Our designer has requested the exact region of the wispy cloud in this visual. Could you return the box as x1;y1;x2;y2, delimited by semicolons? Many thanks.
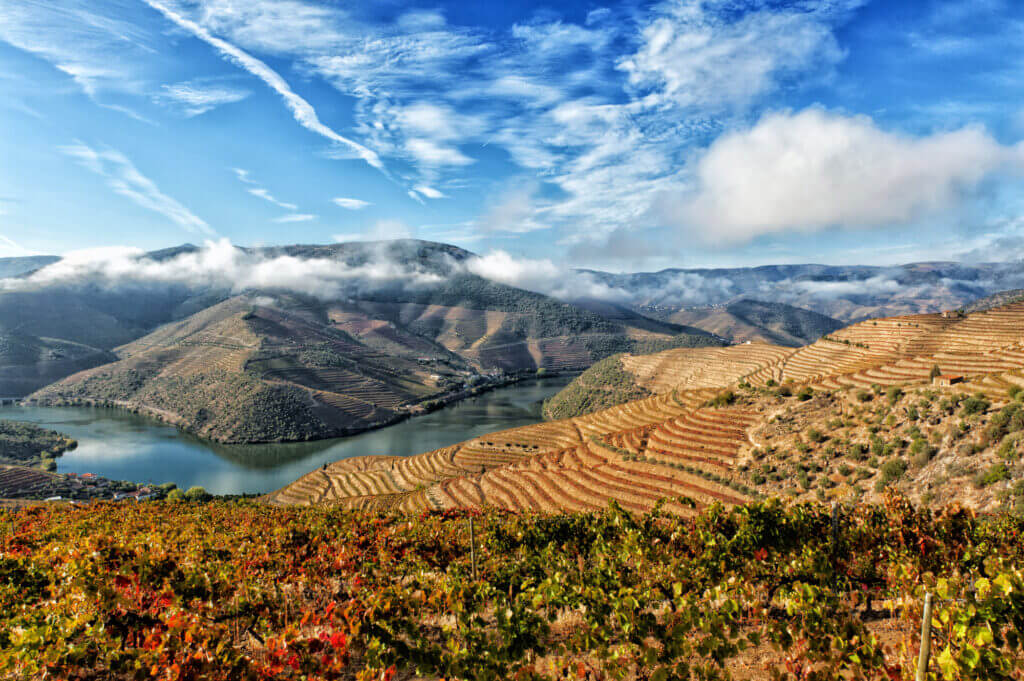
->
332;197;371;210
0;233;43;258
273;213;316;223
413;185;446;199
0;1;157;119
59;142;214;235
140;0;385;172
154;79;251;116
248;188;298;211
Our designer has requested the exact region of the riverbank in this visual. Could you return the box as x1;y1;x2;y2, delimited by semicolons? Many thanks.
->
1;375;576;495
25;369;578;446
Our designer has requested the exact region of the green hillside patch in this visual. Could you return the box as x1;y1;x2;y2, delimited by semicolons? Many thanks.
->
0;419;76;469
543;354;651;419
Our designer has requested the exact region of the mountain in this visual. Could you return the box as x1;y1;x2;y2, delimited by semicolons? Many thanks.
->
584;261;1024;322
268;300;1024;515
645;299;844;346
0;255;60;278
26;243;716;442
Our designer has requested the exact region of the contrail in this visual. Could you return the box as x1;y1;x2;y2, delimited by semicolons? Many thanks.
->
140;0;387;175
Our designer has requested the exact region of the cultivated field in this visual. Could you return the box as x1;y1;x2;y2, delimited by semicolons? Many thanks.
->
269;301;1024;513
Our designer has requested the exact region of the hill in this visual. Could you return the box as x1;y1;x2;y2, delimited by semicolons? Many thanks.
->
268;300;1024;515
31;280;714;442
650;299;844;346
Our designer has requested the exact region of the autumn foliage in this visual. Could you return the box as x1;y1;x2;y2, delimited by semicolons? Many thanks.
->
2;493;1023;680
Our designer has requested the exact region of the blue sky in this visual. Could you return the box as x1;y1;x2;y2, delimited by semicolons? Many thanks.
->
1;0;1023;271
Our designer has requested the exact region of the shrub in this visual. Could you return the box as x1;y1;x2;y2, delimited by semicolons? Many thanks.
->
776;385;792;398
856;390;873;402
706;390;736;407
880;458;908;482
849;443;867;461
886;386;903;405
166;489;185;501
796;386;814;401
806;427;825;443
974;462;1010;488
184;486;210;502
930;364;941;380
960;395;990;417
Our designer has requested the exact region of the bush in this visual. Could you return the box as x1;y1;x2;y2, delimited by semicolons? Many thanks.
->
974;462;1010;488
184;486;210;502
706;390;736;407
930;364;941;380
776;385;792;398
960;395;990;416
856;390;872;402
806;427;825;443
876;456;909;489
166;489;185;501
886;386;903;405
796;386;814;401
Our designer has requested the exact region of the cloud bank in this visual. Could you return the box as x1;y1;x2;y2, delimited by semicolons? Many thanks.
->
0;239;444;300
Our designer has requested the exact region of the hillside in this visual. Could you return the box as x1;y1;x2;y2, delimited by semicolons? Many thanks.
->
30;281;712;442
0;419;76;469
652;299;844;346
542;343;793;420
1;240;715;399
268;301;1024;515
5;498;1022;680
964;288;1024;313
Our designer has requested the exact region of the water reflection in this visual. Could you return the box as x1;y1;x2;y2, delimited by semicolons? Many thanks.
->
0;376;573;495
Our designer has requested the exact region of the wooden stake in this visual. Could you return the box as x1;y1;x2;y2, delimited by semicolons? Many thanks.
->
469;516;478;581
916;592;933;681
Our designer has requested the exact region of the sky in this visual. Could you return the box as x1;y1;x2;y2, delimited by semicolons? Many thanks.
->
1;0;1024;272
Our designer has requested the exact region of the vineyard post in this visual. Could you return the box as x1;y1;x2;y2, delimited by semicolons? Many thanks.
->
469;515;478;581
915;592;933;681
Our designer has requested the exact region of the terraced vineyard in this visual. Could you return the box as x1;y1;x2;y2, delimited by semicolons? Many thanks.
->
270;301;1024;513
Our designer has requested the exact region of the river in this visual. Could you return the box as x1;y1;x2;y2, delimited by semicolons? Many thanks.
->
0;375;573;495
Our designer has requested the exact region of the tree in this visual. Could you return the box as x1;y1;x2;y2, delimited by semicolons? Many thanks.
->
930;364;942;380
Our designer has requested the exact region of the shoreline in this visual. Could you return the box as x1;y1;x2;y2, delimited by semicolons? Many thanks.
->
15;370;578;447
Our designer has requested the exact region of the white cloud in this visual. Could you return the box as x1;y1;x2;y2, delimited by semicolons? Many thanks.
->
413;185;446;199
155;79;251;116
141;0;385;172
59;142;214;235
404;138;473;167
618;0;851;111
332;197;371;210
273;213;316;223
668;108;1024;243
465;250;629;301
248;188;298;211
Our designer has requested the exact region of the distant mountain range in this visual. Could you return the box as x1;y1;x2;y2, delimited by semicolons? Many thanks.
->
3;240;1022;442
584;261;1024;322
